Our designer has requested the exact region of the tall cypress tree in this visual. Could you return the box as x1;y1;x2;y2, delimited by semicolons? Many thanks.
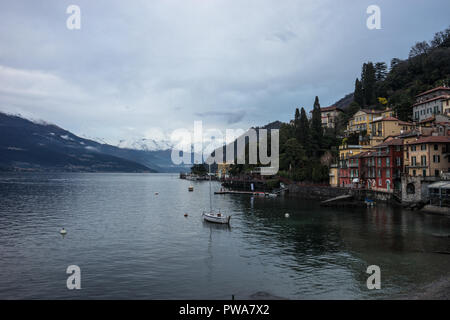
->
297;107;309;146
310;96;323;153
354;78;364;106
361;62;376;106
294;108;300;129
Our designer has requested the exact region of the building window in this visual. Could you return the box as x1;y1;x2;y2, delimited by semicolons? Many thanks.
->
411;145;416;151
435;170;439;177
377;158;382;166
411;156;416;166
423;169;426;177
433;155;440;163
386;158;390;166
378;179;382;186
413;170;416;176
396;157;401;166
407;183;415;194
377;169;381;177
421;155;427;166
434;144;438;151
421;144;426;151
386;168;390;178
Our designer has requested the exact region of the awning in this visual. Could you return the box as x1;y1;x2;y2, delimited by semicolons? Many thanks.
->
427;181;450;190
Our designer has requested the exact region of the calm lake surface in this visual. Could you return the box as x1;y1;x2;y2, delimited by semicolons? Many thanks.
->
0;172;449;299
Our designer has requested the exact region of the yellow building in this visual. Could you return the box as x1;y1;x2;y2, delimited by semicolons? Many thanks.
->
329;164;339;187
404;136;450;177
339;144;373;160
346;108;395;136
370;116;415;146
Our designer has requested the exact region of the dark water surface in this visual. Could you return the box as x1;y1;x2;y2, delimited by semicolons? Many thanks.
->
0;173;449;299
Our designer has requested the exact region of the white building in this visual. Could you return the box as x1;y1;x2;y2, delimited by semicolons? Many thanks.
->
413;87;450;122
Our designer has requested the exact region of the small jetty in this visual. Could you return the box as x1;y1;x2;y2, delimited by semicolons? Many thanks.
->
215;190;276;197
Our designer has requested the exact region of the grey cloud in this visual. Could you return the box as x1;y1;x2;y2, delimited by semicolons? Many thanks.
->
0;0;450;143
194;111;246;125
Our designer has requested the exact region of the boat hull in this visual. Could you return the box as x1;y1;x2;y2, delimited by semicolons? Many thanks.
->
202;213;231;224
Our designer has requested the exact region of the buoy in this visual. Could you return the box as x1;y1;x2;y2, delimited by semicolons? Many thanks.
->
60;228;67;235
155;192;159;195
184;213;188;217
285;213;290;218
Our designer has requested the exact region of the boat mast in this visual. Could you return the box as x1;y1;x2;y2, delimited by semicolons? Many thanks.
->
209;164;212;212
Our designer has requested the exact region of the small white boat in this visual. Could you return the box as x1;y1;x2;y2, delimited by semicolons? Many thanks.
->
202;164;231;225
202;211;231;224
265;193;277;198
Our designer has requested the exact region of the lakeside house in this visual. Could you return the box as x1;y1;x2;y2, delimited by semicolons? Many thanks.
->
404;136;450;177
346;108;394;136
413;86;450;122
319;105;344;129
330;86;450;208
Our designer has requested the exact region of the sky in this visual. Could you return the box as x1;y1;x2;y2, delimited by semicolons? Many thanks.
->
1;0;449;145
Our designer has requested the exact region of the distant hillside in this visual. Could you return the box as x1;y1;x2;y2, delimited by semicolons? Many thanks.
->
0;112;157;172
332;93;354;111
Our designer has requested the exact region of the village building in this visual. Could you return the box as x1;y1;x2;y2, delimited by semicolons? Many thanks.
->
404;136;450;177
369;116;415;146
412;86;450;122
319;106;344;129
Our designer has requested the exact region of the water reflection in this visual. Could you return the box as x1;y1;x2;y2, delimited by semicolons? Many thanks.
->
0;172;449;299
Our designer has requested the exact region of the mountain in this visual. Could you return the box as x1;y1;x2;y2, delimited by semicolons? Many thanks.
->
116;138;173;151
332;93;354;111
0;112;157;172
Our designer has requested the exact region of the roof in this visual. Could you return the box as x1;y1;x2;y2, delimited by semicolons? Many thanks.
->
416;87;450;98
360;109;385;114
320;105;344;112
374;138;404;148
427;181;450;190
413;95;450;107
419;116;436;124
408;136;450;145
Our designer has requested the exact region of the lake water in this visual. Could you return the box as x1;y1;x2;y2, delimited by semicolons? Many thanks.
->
0;172;449;299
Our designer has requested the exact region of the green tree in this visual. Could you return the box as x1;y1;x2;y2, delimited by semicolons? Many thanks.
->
296;107;310;146
361;62;377;106
353;78;364;106
310;96;323;154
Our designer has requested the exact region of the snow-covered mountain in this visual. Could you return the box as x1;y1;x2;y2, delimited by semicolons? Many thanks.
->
116;138;174;151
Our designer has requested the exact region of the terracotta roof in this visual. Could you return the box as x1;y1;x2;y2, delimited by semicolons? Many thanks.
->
419;116;436;123
398;120;415;126
416;87;450;98
360;109;385;114
413;95;450;107
374;138;404;148
408;136;450;145
371;116;398;122
320;105;343;112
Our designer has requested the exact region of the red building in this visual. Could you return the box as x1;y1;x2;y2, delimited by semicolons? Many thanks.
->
339;137;404;193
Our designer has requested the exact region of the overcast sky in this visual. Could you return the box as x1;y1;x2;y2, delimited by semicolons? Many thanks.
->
1;0;449;144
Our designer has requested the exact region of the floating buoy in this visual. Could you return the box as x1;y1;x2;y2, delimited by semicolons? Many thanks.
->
285;213;290;218
155;192;159;195
184;213;188;217
60;228;67;235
